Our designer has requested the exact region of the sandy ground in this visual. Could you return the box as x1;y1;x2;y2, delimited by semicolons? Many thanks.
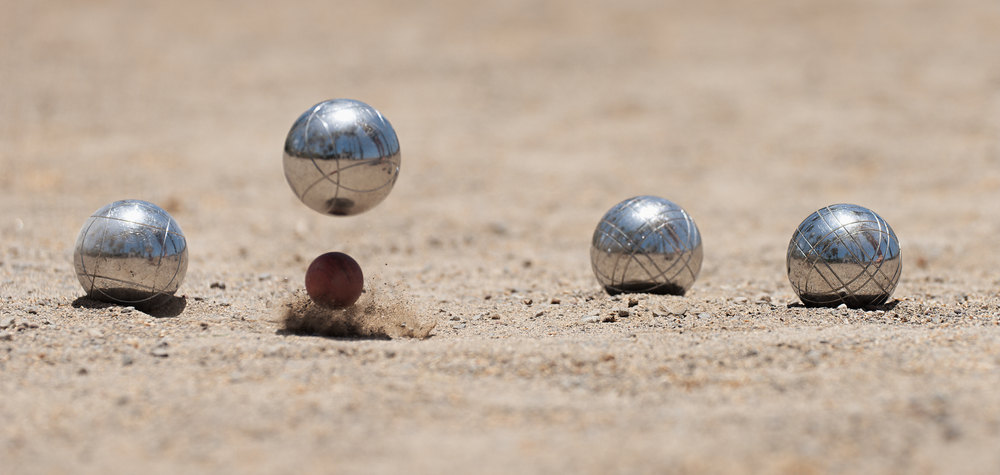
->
2;0;1000;473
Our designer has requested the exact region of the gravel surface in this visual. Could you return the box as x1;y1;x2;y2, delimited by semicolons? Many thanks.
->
2;0;999;473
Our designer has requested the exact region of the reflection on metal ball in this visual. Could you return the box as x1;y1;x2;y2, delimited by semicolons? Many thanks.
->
787;203;901;308
283;99;401;216
73;199;188;307
591;195;703;296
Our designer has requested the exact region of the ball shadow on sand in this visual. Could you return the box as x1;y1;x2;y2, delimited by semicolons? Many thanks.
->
785;298;901;311
71;295;187;318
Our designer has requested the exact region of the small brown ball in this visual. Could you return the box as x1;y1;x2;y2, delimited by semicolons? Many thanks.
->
305;252;364;308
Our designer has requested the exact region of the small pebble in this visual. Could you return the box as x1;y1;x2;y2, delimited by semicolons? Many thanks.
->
87;328;104;338
602;314;618;323
550;298;561;305
616;309;630;318
25;307;38;314
121;307;134;314
654;303;688;317
0;317;15;329
449;316;462;321
452;323;466;329
627;297;638;307
150;347;169;357
581;315;602;324
121;354;134;366
733;297;749;304
698;312;712;319
0;331;12;341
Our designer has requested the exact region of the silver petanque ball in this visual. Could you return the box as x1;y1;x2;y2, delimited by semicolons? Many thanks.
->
73;199;188;308
591;196;703;296
283;99;401;216
786;203;901;308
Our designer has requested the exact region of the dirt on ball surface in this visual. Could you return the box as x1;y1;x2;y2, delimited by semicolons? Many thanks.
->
304;252;364;309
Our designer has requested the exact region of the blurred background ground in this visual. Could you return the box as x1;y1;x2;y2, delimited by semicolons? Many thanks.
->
1;0;999;473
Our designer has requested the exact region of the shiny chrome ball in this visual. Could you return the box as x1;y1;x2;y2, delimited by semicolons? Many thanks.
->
73;199;188;307
787;203;901;308
283;99;401;216
591;196;703;296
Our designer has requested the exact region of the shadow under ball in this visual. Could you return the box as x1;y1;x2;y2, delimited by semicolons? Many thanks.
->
283;99;401;216
73;199;188;308
591;195;703;296
787;203;901;308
